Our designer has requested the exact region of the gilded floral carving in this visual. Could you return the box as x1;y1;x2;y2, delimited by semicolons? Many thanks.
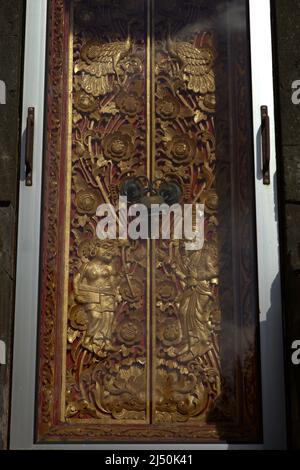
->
156;94;181;120
166;133;197;166
74;90;98;113
102;130;134;163
115;90;143;117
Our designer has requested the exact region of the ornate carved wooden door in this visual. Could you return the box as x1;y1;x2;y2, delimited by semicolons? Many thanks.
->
11;0;286;448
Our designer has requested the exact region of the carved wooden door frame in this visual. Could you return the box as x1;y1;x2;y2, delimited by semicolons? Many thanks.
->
10;0;286;449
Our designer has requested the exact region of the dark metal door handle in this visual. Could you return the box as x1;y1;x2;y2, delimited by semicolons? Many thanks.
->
25;107;35;186
261;105;270;185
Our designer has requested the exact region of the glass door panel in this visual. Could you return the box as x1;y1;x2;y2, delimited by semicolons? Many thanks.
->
35;0;262;443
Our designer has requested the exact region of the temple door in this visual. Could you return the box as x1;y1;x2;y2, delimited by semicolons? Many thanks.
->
10;0;286;449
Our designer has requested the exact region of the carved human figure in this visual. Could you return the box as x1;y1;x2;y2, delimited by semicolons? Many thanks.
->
73;243;119;356
167;240;219;360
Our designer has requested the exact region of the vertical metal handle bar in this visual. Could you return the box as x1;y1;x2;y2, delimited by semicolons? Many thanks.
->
261;105;270;185
25;107;34;186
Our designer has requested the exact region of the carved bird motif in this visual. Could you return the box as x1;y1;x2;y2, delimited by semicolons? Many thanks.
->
166;27;215;95
75;30;132;97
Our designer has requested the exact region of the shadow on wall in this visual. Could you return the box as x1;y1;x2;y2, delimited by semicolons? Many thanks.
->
204;272;286;450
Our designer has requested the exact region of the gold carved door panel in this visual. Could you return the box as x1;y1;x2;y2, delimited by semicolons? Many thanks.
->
36;0;262;442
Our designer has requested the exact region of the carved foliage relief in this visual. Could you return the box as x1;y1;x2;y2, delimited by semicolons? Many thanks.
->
66;0;148;424
37;0;262;442
152;3;220;424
